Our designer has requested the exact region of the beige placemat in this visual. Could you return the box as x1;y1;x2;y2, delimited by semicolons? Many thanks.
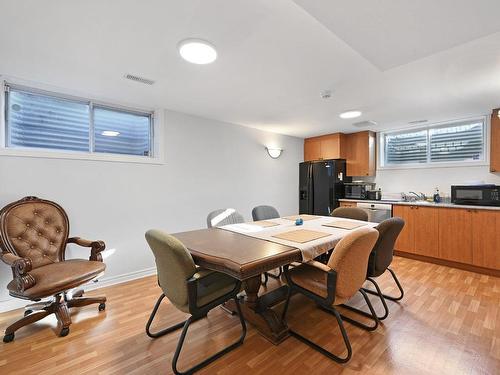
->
249;220;280;228
272;229;331;243
322;220;367;230
282;214;321;221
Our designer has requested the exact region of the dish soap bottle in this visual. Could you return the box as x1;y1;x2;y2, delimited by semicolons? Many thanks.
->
433;187;441;203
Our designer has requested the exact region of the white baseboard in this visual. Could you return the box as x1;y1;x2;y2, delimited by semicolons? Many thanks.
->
0;267;157;313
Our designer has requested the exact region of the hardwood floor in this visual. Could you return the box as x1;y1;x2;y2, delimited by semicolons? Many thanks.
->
0;256;499;374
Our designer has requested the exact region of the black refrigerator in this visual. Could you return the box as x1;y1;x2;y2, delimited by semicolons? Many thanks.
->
299;159;347;215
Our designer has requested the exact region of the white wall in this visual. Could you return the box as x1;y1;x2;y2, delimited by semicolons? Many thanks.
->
0;110;303;311
370;165;500;199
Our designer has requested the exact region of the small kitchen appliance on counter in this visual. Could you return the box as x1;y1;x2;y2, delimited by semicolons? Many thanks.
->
367;189;382;201
451;185;500;206
344;182;376;200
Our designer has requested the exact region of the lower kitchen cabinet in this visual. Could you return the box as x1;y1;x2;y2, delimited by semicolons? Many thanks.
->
438;208;472;264
393;205;438;257
472;210;500;270
393;204;500;273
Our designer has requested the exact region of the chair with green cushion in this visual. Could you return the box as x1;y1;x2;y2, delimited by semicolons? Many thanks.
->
145;229;246;375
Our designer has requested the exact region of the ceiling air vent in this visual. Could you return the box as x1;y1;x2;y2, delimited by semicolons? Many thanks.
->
124;74;155;85
353;120;377;128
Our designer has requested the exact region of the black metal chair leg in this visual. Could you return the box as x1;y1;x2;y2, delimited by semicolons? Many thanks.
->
262;272;269;286
333;290;379;331
284;302;352;363
172;297;247;375
364;268;404;302
345;278;389;321
267;267;283;280
146;294;204;338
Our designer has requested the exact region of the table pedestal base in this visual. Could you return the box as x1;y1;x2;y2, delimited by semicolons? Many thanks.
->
224;275;290;345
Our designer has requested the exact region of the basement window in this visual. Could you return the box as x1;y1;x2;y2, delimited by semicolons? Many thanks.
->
379;118;486;168
3;82;154;159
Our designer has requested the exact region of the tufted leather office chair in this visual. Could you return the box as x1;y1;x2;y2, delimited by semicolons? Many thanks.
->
0;196;107;342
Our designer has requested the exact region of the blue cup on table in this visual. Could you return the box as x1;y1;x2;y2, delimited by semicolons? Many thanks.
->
295;218;303;226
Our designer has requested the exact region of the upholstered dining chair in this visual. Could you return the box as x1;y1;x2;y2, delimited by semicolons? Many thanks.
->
281;227;380;363
252;205;280;221
330;207;368;221
206;208;244;228
354;217;405;320
145;229;246;375
0;196;107;342
251;205;281;285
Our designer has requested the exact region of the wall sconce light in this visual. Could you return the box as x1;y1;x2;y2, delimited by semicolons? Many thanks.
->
266;147;283;159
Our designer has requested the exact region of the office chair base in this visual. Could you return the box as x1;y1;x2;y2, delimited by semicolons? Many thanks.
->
324;290;380;331
363;268;404;302
3;293;106;342
342;278;389;321
282;288;352;363
172;297;247;375
146;293;246;375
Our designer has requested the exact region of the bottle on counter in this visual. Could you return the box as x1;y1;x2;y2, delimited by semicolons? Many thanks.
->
433;187;441;203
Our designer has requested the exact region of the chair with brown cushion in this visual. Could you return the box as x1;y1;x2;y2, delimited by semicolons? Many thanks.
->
330;207;368;221
145;229;246;375
281;227;379;363
0;196;107;342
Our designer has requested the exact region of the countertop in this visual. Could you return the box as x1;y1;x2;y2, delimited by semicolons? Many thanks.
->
339;198;500;211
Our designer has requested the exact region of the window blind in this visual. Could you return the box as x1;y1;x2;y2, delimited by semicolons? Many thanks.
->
94;107;151;156
429;121;483;162
384;130;428;164
7;89;90;151
5;84;153;157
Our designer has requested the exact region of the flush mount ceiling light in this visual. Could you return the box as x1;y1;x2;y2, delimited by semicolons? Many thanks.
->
178;38;217;64
101;130;120;137
339;110;362;119
266;147;283;159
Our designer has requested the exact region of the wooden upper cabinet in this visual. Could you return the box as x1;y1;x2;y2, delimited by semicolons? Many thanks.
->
304;138;322;161
304;133;345;161
303;131;375;176
471;210;500;270
344;131;376;176
438;208;472;264
393;205;414;253
491;108;500;173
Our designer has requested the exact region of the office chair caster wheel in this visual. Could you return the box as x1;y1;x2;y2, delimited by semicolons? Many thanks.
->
3;333;14;343
60;327;69;337
98;303;106;312
24;309;33;317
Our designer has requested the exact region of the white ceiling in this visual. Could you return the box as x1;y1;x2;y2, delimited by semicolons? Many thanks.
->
0;0;500;138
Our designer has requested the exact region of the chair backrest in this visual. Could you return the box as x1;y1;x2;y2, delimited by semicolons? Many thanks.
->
252;205;280;221
206;208;244;228
0;196;69;269
145;229;196;310
331;207;368;221
327;227;379;303
367;217;405;277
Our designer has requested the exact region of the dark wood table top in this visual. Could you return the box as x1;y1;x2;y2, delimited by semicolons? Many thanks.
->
172;228;302;280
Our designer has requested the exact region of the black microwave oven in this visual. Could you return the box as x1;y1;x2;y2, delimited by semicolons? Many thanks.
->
344;182;376;200
451;185;500;206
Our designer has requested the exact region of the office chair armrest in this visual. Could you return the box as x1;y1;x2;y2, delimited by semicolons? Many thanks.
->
67;237;106;262
283;261;337;306
1;252;36;292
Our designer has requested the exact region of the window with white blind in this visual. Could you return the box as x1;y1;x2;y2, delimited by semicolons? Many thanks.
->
3;83;153;158
380;118;486;168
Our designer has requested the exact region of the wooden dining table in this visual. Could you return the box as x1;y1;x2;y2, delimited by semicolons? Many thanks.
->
172;216;375;345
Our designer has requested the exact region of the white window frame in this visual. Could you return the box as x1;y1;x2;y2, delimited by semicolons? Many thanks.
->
0;76;164;164
378;116;490;170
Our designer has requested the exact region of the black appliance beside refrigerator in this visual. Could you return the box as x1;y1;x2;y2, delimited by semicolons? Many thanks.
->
299;159;347;215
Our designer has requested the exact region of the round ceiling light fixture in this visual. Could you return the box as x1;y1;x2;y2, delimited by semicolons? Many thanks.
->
178;38;217;64
339;110;362;119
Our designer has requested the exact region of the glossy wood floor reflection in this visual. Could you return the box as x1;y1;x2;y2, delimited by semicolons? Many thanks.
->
0;257;499;375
